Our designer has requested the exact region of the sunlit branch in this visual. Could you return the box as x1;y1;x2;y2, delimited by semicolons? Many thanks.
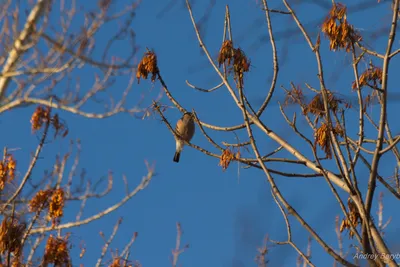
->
29;167;154;234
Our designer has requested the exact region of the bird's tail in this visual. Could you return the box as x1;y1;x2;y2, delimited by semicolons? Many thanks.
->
173;151;181;163
174;140;183;163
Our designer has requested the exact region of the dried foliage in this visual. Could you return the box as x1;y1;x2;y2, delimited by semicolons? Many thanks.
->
43;234;71;267
283;85;305;107
314;123;344;159
233;48;251;89
315;123;331;158
219;148;240;171
0;154;16;191
109;257;134;267
29;189;52;212
305;94;325;118
31;106;51;132
285;86;351;123
340;198;361;238
218;40;235;67
304;91;350;123
30;188;65;227
48;189;65;227
0;216;26;257
217;41;250;88
31;106;68;138
136;51;159;83
321;3;362;52
352;65;383;90
352;65;382;111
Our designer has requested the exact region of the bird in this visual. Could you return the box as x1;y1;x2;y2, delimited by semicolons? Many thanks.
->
173;112;195;163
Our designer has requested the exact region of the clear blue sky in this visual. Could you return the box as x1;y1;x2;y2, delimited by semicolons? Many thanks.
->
2;0;400;266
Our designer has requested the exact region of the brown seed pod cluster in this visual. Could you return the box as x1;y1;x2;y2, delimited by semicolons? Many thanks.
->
219;148;240;171
305;94;326;119
304;91;351;123
29;188;65;227
218;40;235;67
0;217;26;258
31;106;68;138
340;198;361;238
352;65;382;111
136;50;159;84
314;123;344;159
321;3;362;52
31;106;51;132
217;40;250;89
48;189;65;227
43;234;71;266
108;257;134;267
29;189;52;212
233;48;250;89
0;154;16;191
352;65;383;90
285;86;351;123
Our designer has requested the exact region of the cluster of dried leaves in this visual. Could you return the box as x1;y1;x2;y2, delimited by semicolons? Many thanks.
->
218;40;250;88
315;122;344;159
31;106;68;138
321;3;362;52
43;234;71;266
305;92;334;119
307;91;351;122
109;257;135;267
218;40;235;66
136;51;159;83
283;85;305;107
30;188;65;227
284;86;350;158
0;216;26;265
352;65;383;111
340;198;361;238
352;65;383;90
0;154;16;191
285;86;351;122
219;147;240;171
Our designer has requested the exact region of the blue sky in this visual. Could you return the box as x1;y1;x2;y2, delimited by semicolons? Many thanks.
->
2;0;400;266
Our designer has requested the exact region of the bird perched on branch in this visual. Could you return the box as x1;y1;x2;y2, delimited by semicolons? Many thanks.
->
173;112;195;163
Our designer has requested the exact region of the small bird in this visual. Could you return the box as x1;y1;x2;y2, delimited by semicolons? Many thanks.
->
173;112;195;163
